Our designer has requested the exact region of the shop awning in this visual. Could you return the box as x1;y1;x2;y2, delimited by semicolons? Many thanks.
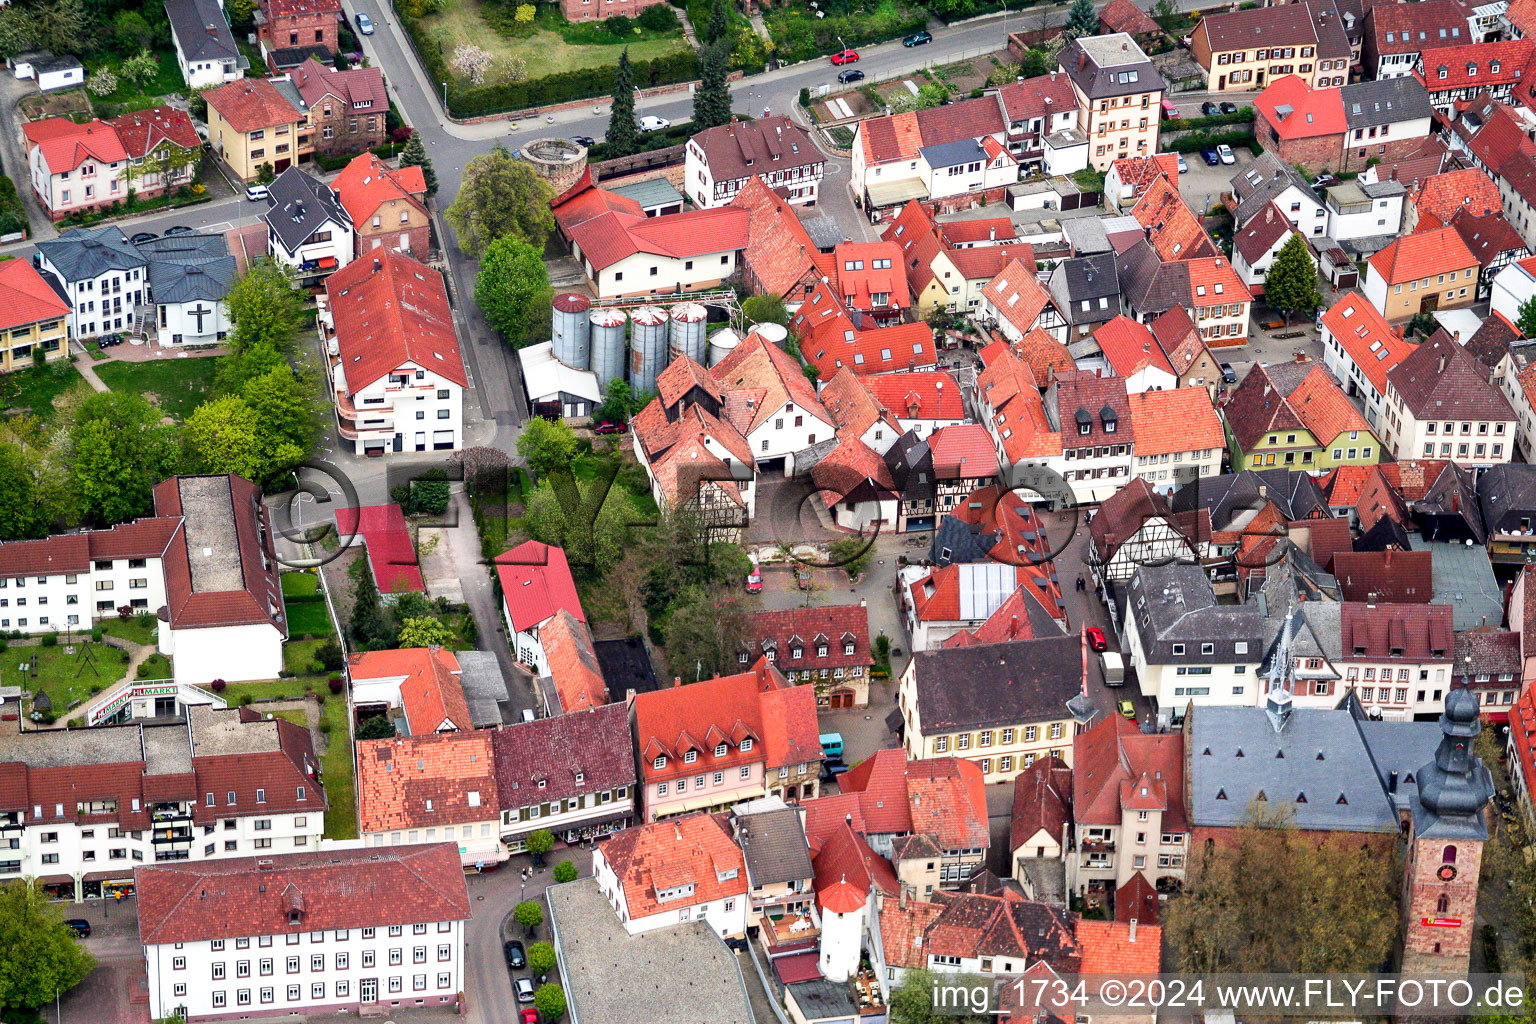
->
317;256;338;269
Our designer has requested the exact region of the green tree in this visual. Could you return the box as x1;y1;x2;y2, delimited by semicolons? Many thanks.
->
692;41;732;130
550;861;577;884
1517;295;1536;339
1264;233;1322;325
29;0;91;55
524;478;633;576
741;292;789;327
444;146;555;258
227;258;305;355
526;829;554;858
704;0;729;43
356;715;396;740
516;418;578;478
1063;0;1098;39
829;537;873;580
1151;0;1180;31
593;379;644;425
534;984;566;1022
475;237;552;345
915;82;949;109
888;969;990;1024
113;10;153;50
349;558;390;647
606;49;640;159
226;0;257;29
527;940;557;975
68;392;177;526
514;900;543;935
120;50;158;88
662;585;750;682
396;616;455;648
391;466;451;516
398;131;439;197
333;50;351;71
239;362;323;459
1406;311;1440;338
184;395;305;485
0;879;95;1015
1019;47;1052;78
0;443;48;541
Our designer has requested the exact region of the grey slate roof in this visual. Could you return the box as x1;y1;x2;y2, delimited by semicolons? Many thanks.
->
1342;76;1433;130
1231;151;1316;223
1408;537;1501;631
137;233;236;304
165;0;240;64
1127;563;1264;665
910;635;1082;733
1047;253;1120;327
37;225;143;282
788;980;859;1020
268;44;332;72
1059;34;1165;99
920;138;988;169
1170;469;1331;531
609;177;685;211
455;650;520;727
262;166;351;253
1114;239;1189;317
1476;463;1536;535
733;807;813;887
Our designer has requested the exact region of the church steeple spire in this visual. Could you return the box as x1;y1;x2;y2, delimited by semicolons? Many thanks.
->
1414;684;1493;837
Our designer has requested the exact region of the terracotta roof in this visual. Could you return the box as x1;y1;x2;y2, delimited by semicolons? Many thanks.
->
982;259;1052;335
22;117;128;172
691;116;821;184
1095;315;1173;378
908;561;1034;623
881;200;947;296
819;368;902;441
492;701;635;808
1195;3;1327;52
493;540;584;633
729;176;820;301
1073;713;1186;828
1090;478;1184;560
1077;918;1162;972
1186;255;1251;306
204;78;304;133
942;586;1045;647
1319;294;1413;394
948;242;1038;283
384;647;469;734
1286;364;1376;445
1386;330;1515;421
1255;75;1347;140
797;304;937;379
1367;0;1468;55
326;249;466;391
1411;167;1502;228
879;896;949;969
1149;306;1207;373
1053;370;1134;447
758;682;822;771
1449;208;1528;270
745;605;871;675
995;72;1078;125
1334;548;1433;603
152;475;286;633
858;95;1007;167
632;661;796;782
813;436;898;511
1465;311;1523;372
834;748;989;849
1013;327;1075;383
1457;100;1536;176
598;812;747;920
1131;177;1219;261
358;731;497;834
927;424;1000;479
833;240;910;312
811;819;899;906
0;258;70;330
940;218;1018;246
1369;225;1479;284
135;844;469;945
1339;601;1453;659
1235;204;1299;266
976;341;1062;462
265;0;341;17
105;106;200;160
1009;753;1073;852
550;169;644;236
332;152;427;226
1415;39;1532;94
333;504;424;595
541;609;608;712
292;57;387;111
1099;0;1160;35
1125;388;1223;456
567;206;750;272
713;330;831;432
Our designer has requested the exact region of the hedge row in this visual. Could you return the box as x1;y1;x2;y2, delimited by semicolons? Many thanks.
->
399;13;699;119
1162;127;1257;154
1162;108;1256;132
0;175;26;237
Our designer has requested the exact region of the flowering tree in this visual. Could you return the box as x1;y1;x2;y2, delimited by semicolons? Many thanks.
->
85;69;117;96
502;56;527;82
449;44;494;85
515;3;534;21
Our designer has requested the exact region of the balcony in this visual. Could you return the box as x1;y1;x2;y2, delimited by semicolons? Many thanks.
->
152;826;193;844
151;805;193;823
1080;838;1115;852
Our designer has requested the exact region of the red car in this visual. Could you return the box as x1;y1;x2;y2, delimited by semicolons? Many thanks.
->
593;420;626;435
1086;627;1108;652
830;49;860;64
746;569;763;593
520;1010;539;1024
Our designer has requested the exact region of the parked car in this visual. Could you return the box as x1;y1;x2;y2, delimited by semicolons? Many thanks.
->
1118;700;1137;720
571;135;596;147
903;30;932;46
64;919;90;938
1201;101;1220;117
129;231;157;244
638;115;670;132
355;11;374;33
244;184;269;202
515;978;536;1003
164;225;194;236
1220;362;1238;384
745;569;763;593
819;758;851;782
1086;627;1108;652
99;333;123;347
592;420;626;434
504;940;526;969
1216;143;1236;164
837;68;865;83
1176;153;1188;173
1201;148;1220;165
1219;101;1238;114
1312;173;1340;190
520;1011;539;1024
830;48;860;65
1161;99;1180;119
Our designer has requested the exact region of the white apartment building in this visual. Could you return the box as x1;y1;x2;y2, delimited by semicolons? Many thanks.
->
323;250;466;456
137;844;469;1021
1319;295;1415;435
591;813;749;938
1379;332;1517;465
686;117;824;208
0;521;171;634
263;166;355;288
0;705;323;903
34;225;147;339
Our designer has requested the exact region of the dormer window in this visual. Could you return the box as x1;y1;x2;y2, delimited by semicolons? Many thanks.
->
1105;419;1116;433
574;772;584;785
684;750;698;764
740;738;753;752
653;756;666;770
792;647;803;659
714;743;728;757
817;645;828;657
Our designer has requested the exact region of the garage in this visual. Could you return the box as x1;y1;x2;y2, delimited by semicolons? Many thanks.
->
827;688;856;709
432;429;456;451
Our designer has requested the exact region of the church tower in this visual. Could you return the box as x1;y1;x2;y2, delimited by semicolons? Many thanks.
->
1401;686;1494;975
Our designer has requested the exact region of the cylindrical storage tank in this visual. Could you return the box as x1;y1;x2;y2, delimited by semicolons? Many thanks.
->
707;326;742;368
628;305;668;397
753;321;789;350
551;293;592;369
668;302;708;364
590;307;628;394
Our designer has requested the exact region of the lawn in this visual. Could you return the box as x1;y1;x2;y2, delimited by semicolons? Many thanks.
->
418;0;688;84
220;678;311;703
0;360;89;424
97;613;159;647
87;52;189;118
287;602;335;639
319;696;357;839
95;357;220;421
281;572;320;599
1;641;132;713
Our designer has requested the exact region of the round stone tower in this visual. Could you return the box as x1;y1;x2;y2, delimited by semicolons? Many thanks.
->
518;138;588;197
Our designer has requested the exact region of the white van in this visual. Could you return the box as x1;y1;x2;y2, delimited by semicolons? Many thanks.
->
1100;651;1125;686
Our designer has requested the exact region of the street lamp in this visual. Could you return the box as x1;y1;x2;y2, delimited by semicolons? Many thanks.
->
440;81;447;111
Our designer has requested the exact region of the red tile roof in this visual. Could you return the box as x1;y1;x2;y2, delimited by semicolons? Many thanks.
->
688;115;822;184
746;605;871;674
995;72;1077;124
265;0;341;17
135;844;469;945
1234;203;1299;268
0;258;69;331
976;340;1061;462
357;731;497;834
371;646;471;734
550;168;643;237
1072;713;1186;828
713;330;831;431
1095;314;1173;379
1339;601;1453;660
1319;294;1413;394
598;812;747;920
1415;39;1533;94
862;371;964;422
928;423;1000;479
540;609;609;712
1077;917;1162;972
729;175;820;302
1368;225;1478;283
858;96;1006;166
1333;549;1434;603
1099;0;1160;35
204;77;304;133
1285;364;1376;445
834;748;990;849
940;218;1018;246
493;540;584;633
22;117;127;172
908;561;1035;623
1186;255;1251;305
333;152;426;227
1009;753;1073;852
292;57;388;111
567;206;750;272
819;368;902;441
833;240;910;313
491;703;636;813
1255;75;1347;140
1411;167;1502;228
333;503;424;595
1449;208;1528;270
758;681;823;771
1508;685;1536;821
1368;0;1469;55
982;259;1052;335
1013;327;1075;384
152;475;286;633
105;106;200;159
326;249;466;391
793;285;937;378
948;242;1038;282
1125;388;1223;456
812;820;899;909
1132;177;1219;261
632;661;793;782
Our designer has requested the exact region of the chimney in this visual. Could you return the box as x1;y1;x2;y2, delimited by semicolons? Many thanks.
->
1078;51;1087;70
1384;547;1393;567
900;885;910;909
674;823;683;841
1129;919;1138;942
371;258;381;273
1009;615;1020;638
1437;352;1447;374
673;676;683;687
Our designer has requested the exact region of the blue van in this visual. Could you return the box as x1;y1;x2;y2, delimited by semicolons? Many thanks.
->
819;733;844;759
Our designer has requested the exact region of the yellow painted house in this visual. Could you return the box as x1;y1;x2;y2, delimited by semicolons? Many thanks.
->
0;258;70;373
1225;359;1383;472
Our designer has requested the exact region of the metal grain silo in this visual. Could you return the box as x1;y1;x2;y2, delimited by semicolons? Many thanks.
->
589;307;628;394
551;293;592;369
707;326;742;367
668;302;708;364
752;321;789;350
628;304;668;397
